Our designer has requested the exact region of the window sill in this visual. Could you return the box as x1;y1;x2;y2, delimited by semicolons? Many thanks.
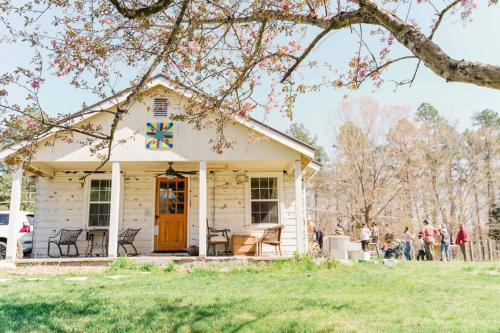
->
245;223;281;229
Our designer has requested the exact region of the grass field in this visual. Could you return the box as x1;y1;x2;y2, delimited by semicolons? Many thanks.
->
0;257;499;332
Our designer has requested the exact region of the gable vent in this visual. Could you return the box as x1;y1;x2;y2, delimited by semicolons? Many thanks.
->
153;98;169;118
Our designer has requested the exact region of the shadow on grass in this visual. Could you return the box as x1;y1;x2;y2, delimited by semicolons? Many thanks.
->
134;298;273;332
0;298;105;332
0;296;271;332
0;286;352;332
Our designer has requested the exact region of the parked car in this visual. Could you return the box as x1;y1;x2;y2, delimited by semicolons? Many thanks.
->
0;211;34;260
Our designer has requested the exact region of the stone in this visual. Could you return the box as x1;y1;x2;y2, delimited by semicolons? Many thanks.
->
383;259;398;266
337;259;354;266
64;276;88;282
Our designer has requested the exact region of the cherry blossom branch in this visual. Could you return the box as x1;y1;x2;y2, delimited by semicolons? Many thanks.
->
280;24;335;83
109;0;174;19
84;0;190;177
356;0;500;90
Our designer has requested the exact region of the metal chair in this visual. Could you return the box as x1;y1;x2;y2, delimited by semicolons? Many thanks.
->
257;225;284;256
48;229;83;258
117;228;141;256
207;219;230;255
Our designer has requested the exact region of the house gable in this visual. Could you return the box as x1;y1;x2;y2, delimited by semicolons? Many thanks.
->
1;76;315;165
29;85;305;163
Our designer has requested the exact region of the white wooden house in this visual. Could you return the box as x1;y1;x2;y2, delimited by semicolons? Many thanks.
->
0;75;320;260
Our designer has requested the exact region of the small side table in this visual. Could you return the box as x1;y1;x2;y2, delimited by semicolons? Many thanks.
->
85;229;108;257
231;233;257;256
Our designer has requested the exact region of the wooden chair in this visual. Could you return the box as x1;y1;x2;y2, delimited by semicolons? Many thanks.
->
206;219;230;255
117;228;141;256
48;229;83;258
257;225;284;256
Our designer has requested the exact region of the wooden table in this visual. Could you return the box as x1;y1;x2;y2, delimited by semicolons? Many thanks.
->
85;228;108;257
231;233;257;256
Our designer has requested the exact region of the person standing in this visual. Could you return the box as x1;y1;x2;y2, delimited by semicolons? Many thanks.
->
403;227;415;260
455;223;470;262
422;220;437;261
370;222;381;257
360;223;371;252
440;224;451;261
416;232;426;261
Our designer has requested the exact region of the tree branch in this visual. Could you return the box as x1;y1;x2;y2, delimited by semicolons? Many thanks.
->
356;0;500;90
109;0;173;19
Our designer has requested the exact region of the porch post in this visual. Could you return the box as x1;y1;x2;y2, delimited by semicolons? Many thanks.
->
108;161;121;258
6;168;23;260
198;160;207;256
294;160;305;253
303;180;309;253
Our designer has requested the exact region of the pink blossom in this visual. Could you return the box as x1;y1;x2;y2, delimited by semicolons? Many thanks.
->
31;78;40;89
26;118;37;129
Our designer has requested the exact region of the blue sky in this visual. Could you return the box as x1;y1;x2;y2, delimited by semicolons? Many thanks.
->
1;3;499;150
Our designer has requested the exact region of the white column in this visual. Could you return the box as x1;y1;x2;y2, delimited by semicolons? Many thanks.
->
295;160;305;253
198;160;207;256
6;168;23;260
108;162;121;258
303;180;309;253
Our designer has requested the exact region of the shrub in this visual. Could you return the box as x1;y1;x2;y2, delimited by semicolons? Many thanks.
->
139;262;160;272
109;257;137;271
164;261;176;272
289;253;317;271
318;258;339;270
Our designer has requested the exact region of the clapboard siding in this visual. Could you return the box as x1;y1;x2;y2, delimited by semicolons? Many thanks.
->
32;170;300;257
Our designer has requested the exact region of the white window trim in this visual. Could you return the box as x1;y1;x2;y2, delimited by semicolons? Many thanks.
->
244;172;284;228
82;174;124;229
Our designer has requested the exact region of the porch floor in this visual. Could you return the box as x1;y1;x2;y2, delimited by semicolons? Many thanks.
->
11;254;292;267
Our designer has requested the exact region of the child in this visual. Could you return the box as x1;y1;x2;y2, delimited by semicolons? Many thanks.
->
416;232;426;261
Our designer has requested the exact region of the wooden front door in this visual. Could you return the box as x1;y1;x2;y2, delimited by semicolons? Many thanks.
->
155;177;188;251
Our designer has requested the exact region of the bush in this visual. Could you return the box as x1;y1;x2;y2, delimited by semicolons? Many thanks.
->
318;258;339;270
290;253;316;271
164;261;176;272
109;257;137;271
139;262;160;272
108;257;161;272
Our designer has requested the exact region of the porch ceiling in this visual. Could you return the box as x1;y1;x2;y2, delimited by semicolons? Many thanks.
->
29;160;295;174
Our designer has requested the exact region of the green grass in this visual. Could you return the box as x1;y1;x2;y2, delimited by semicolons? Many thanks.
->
0;258;499;332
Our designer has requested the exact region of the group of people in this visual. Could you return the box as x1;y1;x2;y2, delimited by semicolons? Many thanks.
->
359;220;471;261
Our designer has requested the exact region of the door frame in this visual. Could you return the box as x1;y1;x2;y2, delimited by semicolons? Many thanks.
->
154;177;189;252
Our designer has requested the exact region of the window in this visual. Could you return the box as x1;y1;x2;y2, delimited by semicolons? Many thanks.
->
0;213;8;226
250;177;279;224
88;179;111;227
153;98;169;118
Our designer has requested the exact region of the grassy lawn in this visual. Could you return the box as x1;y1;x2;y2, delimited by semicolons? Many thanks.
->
0;258;499;332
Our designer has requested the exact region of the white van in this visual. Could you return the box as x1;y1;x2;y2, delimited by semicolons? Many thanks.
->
0;211;34;259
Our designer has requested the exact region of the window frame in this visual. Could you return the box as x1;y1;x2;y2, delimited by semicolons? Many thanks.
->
82;174;124;229
244;172;284;227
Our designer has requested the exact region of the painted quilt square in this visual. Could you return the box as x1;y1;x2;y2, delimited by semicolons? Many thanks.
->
146;122;173;149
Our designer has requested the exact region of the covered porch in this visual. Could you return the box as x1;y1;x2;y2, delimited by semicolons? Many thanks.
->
4;159;314;260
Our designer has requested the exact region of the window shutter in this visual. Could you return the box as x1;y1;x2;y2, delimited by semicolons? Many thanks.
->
153;98;169;118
